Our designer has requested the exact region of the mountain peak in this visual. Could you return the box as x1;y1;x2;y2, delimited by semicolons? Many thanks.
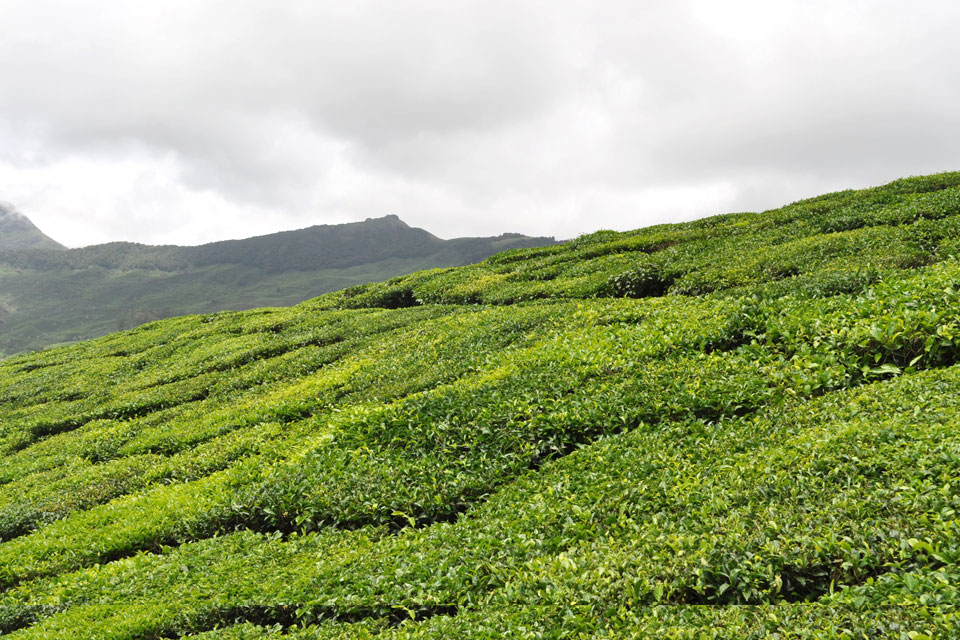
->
0;202;65;250
364;214;407;226
0;201;27;222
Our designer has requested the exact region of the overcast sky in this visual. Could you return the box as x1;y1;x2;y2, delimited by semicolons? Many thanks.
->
0;0;957;247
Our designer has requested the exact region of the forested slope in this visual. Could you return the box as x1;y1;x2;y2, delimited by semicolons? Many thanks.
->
0;215;553;356
2;173;960;638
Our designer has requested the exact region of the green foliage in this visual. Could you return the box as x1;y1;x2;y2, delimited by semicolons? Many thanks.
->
2;172;960;638
603;261;674;298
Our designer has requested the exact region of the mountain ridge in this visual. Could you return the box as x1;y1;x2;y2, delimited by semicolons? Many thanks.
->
0;214;556;355
0;214;550;271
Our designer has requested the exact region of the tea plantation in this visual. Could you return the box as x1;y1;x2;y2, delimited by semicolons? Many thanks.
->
2;173;960;638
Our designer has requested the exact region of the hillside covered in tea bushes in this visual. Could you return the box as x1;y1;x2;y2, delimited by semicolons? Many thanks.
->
2;173;960;638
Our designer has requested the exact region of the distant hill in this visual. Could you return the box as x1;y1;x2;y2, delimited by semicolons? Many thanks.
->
0;214;555;355
0;203;64;251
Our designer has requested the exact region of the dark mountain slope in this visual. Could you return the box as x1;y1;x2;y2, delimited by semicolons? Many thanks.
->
1;172;959;637
0;215;554;355
0;204;64;251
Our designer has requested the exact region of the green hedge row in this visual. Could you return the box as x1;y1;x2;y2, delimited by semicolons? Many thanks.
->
5;365;960;637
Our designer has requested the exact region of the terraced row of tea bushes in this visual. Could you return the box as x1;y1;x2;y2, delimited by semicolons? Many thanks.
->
486;375;960;608
3;260;960;592
0;305;472;411
0;420;297;542
810;183;960;233
239;349;784;534
8;604;956;640
0;296;751;587
176;606;954;640
663;222;935;296
763;260;960;375
5;365;960;637
0;306;426;424
683;174;960;233
0;304;583;544
1;303;569;466
738;259;890;300
0;282;852;576
0;334;363;489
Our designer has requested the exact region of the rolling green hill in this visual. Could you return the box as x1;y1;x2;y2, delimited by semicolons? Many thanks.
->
0;215;554;356
2;172;960;637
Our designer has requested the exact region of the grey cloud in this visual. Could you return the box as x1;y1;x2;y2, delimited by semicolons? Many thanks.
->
0;0;957;245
